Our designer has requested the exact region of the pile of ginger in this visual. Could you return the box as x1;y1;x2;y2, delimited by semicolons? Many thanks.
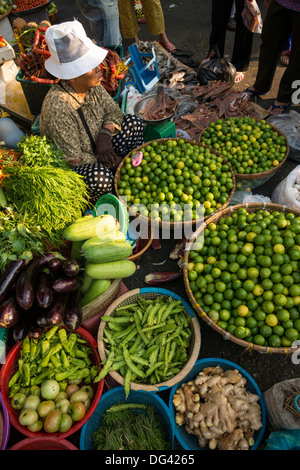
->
173;366;263;450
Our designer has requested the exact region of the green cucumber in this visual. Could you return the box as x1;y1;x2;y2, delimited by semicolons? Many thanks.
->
63;214;118;242
81;232;126;252
86;259;136;279
81;271;94;294
84;241;132;263
81;279;111;307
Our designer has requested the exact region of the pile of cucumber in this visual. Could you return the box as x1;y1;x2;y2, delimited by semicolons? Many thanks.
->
63;214;136;307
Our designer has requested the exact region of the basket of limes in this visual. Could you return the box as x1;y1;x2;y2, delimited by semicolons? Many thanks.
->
114;138;236;230
183;203;300;353
200;117;289;190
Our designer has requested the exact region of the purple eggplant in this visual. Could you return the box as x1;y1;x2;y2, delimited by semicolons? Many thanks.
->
13;319;31;342
63;291;83;331
29;324;45;339
48;258;63;273
0;297;20;328
36;311;51;328
15;253;58;310
46;293;67;326
36;271;53;309
0;259;27;305
62;259;81;278
52;276;82;293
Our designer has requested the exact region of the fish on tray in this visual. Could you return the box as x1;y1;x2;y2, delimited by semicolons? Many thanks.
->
139;87;180;121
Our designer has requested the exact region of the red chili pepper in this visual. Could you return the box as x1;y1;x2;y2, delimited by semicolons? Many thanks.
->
34;48;51;58
29;75;56;84
17;59;31;77
38;26;48;32
115;73;125;79
33;29;40;48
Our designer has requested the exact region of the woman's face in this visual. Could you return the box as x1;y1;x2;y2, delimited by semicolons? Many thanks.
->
70;64;103;92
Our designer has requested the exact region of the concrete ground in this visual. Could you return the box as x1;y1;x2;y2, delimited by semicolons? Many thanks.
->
5;0;300;450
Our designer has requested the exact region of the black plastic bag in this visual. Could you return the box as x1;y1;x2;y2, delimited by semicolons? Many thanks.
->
197;46;236;85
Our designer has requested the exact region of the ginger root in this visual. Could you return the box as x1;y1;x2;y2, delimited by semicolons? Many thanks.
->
172;366;263;450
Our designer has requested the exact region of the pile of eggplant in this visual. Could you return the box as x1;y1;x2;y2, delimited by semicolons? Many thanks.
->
0;252;83;341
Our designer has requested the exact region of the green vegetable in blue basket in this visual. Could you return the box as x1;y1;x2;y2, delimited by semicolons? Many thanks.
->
92;403;171;450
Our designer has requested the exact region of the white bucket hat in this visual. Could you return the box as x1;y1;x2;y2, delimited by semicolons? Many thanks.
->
44;20;108;80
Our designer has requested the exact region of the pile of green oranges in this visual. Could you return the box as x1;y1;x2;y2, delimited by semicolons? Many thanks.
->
117;139;234;222
200;117;287;175
187;207;300;349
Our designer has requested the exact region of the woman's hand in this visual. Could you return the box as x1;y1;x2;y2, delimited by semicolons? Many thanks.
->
95;128;118;169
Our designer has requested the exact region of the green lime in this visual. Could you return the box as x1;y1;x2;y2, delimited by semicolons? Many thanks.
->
268;334;281;348
260;324;272;338
234;326;248;339
265;314;278;327
285;328;299;342
253;334;266;346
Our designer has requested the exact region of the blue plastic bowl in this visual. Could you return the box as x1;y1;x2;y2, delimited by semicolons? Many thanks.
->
80;386;174;450
169;358;266;451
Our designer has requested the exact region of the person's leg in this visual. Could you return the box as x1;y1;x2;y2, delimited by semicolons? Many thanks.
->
74;163;114;203
76;0;121;46
112;114;144;158
118;0;139;39
231;0;253;72
0;118;25;149
209;0;234;57
276;10;300;104
252;1;291;94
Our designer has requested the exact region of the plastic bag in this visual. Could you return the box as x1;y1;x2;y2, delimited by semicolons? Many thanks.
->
242;0;263;34
197;47;236;86
265;430;300;451
271;165;300;210
268;111;300;161
230;190;272;205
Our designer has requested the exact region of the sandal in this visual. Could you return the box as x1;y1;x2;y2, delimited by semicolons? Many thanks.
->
241;86;269;100
234;72;245;83
267;101;291;116
158;40;176;53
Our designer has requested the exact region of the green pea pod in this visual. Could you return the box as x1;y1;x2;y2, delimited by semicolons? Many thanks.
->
122;346;144;378
124;368;131;398
94;351;114;382
145;361;164;377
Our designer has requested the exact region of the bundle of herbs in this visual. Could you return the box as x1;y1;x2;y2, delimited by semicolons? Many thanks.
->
3;164;89;236
0;137;89;272
92;403;171;451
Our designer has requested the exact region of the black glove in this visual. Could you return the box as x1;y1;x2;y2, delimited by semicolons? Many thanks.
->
95;128;118;169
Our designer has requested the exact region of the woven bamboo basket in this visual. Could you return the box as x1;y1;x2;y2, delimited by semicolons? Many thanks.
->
97;288;201;392
183;202;300;354
82;278;121;321
114;138;236;232
199;121;289;188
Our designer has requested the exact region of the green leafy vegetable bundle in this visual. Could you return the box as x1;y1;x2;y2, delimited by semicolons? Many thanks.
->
0;135;89;272
92;403;171;450
3;165;88;232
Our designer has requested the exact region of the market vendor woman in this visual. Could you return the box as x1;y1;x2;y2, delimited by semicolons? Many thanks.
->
40;20;144;202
